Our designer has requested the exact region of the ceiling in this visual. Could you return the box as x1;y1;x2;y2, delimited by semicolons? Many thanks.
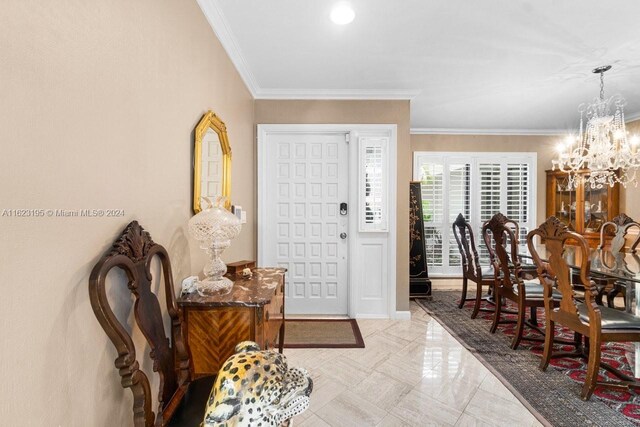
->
198;0;640;133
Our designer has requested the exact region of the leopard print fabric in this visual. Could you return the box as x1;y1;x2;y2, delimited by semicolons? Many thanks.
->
203;341;313;427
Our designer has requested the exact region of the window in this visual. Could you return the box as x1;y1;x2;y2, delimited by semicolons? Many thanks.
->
359;136;389;232
413;152;536;276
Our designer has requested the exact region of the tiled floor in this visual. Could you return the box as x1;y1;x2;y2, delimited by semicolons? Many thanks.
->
286;301;543;427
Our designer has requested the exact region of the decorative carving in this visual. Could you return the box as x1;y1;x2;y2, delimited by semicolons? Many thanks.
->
89;221;190;427
536;216;570;240
483;212;520;293
612;213;634;227
599;214;640;253
484;211;509;232
109;221;155;262
452;213;482;281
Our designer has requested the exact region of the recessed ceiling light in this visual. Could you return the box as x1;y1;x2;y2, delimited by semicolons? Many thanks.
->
330;2;355;25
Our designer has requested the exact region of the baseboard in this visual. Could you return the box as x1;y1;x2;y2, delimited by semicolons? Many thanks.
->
355;314;390;319
353;311;411;320
394;311;411;320
431;278;463;289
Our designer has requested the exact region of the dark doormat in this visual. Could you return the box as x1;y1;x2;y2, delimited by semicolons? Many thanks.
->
284;319;365;349
415;292;639;427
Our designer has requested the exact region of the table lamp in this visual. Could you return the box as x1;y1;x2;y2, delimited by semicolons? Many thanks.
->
188;197;241;295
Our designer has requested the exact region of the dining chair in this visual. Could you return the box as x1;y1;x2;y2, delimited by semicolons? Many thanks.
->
483;212;562;350
483;216;540;323
528;216;640;400
595;213;640;309
452;213;496;319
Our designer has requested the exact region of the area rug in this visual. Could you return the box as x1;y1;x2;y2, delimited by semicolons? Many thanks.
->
416;291;639;426
283;319;364;349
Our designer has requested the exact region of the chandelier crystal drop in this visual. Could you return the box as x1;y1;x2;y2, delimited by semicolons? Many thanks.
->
552;65;640;189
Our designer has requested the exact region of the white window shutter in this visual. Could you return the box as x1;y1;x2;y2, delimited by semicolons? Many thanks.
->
359;137;389;232
413;152;536;276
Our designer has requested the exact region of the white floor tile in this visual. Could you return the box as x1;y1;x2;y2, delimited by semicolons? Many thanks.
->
286;306;537;427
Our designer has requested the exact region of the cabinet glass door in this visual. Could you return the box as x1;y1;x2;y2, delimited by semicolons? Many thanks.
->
555;175;576;231
584;176;608;233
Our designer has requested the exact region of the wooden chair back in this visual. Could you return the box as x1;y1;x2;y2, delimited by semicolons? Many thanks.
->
452;213;483;282
599;213;640;253
482;217;520;267
89;221;190;427
482;213;522;291
527;216;598;327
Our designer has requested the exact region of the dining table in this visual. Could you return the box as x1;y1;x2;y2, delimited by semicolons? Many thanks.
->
518;243;640;377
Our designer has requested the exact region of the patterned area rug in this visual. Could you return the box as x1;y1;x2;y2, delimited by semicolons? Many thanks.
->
283;319;365;348
416;291;640;426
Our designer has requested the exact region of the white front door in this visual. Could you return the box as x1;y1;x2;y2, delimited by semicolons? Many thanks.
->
260;132;349;315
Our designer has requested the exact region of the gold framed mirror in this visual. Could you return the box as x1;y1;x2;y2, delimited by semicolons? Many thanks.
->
193;111;231;213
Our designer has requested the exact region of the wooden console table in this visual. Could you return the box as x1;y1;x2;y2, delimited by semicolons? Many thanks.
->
177;268;286;379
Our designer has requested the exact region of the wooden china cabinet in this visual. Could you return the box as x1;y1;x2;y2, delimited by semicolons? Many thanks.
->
546;169;620;248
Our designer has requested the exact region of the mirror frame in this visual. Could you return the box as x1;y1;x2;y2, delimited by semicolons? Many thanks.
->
193;110;231;213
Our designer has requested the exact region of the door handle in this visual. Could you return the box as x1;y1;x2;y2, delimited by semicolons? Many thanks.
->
340;232;347;239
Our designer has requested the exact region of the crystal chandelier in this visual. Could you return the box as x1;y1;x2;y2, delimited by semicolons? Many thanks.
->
552;65;640;189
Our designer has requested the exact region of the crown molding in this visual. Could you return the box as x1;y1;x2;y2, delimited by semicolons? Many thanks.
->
197;0;419;101
626;111;640;123
255;88;420;100
410;128;566;136
196;0;260;96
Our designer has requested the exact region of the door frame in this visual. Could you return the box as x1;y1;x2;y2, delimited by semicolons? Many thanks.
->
257;124;397;318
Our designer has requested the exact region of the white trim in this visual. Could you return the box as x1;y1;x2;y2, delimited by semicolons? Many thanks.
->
626;111;640;124
394;311;411;320
258;124;397;319
410;127;566;136
355;314;390;319
196;0;260;96
255;89;420;100
196;0;419;102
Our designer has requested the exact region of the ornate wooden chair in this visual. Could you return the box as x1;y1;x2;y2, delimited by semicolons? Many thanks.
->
595;213;640;309
529;216;640;400
452;213;496;318
89;221;214;426
483;213;564;349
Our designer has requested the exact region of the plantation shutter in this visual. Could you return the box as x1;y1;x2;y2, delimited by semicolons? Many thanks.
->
413;152;536;276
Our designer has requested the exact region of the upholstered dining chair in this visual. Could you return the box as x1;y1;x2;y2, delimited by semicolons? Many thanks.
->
595;213;640;309
528;216;640;400
483;213;563;350
452;213;496;319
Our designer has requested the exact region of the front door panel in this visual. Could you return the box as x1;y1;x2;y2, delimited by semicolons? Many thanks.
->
262;132;349;315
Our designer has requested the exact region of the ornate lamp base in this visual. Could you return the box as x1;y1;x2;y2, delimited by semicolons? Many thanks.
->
196;276;233;296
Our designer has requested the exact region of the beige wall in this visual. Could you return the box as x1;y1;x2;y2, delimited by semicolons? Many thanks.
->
0;1;254;425
411;133;559;226
621;119;640;218
255;100;411;312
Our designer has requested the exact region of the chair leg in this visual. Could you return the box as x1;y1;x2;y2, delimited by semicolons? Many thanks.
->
581;332;602;400
511;292;526;350
595;285;606;306
539;316;554;371
490;288;502;334
471;280;483;319
606;285;620;308
623;285;630;311
458;277;468;309
529;306;538;326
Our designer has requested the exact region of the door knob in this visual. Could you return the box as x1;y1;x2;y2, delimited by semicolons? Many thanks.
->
340;232;347;239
